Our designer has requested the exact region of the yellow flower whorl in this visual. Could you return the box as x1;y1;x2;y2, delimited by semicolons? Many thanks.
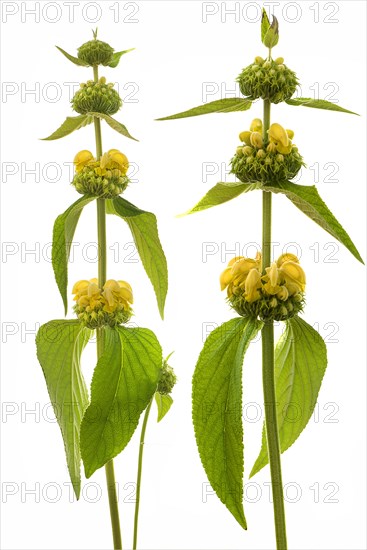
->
220;252;306;321
231;120;304;185
72;149;129;198
73;278;133;328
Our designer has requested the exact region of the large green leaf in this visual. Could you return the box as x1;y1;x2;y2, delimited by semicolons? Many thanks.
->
156;97;252;121
192;317;263;529
286;97;358;115
106;197;168;319
250;316;327;477
36;320;91;498
155;393;173;422
41;115;93;140
267;182;363;263
180;181;260;216
56;46;88;66
88;112;138;141
80;326;161;477
108;48;135;68
52;196;95;314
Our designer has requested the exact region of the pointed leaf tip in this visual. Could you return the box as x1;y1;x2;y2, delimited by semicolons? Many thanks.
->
262;14;279;48
268;181;363;264
106;197;168;318
286;97;359;116
156;97;252;121
89;112;138;141
56;46;88;67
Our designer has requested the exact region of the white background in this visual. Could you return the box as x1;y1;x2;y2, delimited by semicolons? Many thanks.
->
1;1;366;549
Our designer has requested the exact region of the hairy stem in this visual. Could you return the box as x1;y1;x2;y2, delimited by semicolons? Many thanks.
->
94;63;123;550
133;398;154;550
261;98;287;550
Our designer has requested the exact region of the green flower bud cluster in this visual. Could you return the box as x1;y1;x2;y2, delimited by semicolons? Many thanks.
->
229;290;304;322
231;144;304;184
77;39;114;67
72;78;122;115
72;167;129;198
74;303;132;329
237;56;298;103
157;359;177;395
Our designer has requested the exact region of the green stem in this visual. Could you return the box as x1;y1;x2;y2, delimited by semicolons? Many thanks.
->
261;98;287;550
93;63;123;550
133;398;153;550
105;460;122;550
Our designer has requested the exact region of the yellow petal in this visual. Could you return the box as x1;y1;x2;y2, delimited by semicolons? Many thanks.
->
220;267;233;291
277;253;299;267
118;281;133;304
88;282;101;298
239;131;252;146
232;258;261;288
267;142;277;153
276;141;293;155
250;118;263;133
250;132;263;148
227;256;244;267
263;281;281;295
108;150;129;174
73;150;94;167
94;167;104;176
268;262;280;287
104;279;120;290
103;287;115;307
118;280;133;292
99;152;110;170
245;269;262;303
72;280;89;294
119;288;133;304
286;129;294;139
280;261;306;292
268;123;289;147
276;286;289;301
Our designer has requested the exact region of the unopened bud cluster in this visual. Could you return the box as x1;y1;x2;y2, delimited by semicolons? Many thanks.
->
157;358;177;395
72;149;129;198
231;119;304;184
237;56;298;103
220;253;306;322
72;77;122;115
73;278;133;328
77;39;114;67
